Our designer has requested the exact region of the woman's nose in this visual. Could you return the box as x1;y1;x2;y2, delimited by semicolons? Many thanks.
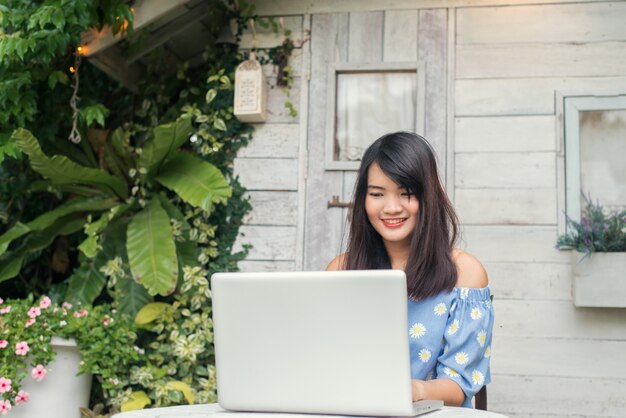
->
383;197;403;214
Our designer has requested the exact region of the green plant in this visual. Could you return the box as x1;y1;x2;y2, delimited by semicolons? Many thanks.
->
0;117;232;316
0;295;141;416
557;196;626;254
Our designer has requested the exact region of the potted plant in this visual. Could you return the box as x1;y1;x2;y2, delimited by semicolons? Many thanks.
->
0;295;141;417
557;198;626;308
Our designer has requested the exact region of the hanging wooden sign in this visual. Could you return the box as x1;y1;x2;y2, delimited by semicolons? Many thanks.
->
234;52;267;123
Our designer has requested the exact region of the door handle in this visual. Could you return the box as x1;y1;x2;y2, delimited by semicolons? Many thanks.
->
327;195;353;208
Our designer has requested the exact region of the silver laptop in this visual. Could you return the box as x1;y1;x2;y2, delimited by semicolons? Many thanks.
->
211;270;443;417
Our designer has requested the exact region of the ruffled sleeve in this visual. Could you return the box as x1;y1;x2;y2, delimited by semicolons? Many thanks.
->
435;287;494;407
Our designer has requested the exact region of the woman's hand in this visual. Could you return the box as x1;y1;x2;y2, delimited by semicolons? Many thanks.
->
411;378;465;406
411;380;427;401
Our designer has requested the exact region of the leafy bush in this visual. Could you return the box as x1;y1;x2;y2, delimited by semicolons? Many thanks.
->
0;295;140;415
557;197;626;254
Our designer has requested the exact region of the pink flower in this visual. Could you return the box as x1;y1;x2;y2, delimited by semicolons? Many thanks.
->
73;309;89;318
0;399;11;415
0;306;10;314
39;296;51;309
102;316;111;326
0;297;3;304
0;377;11;393
25;318;36;327
27;307;41;318
15;390;29;405
15;341;29;356
0;340;7;349
62;302;72;309
31;365;47;382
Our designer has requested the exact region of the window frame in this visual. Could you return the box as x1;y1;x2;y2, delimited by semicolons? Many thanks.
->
324;62;425;171
557;92;626;234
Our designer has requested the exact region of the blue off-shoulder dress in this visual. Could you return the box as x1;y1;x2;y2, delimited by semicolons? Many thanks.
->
407;287;494;408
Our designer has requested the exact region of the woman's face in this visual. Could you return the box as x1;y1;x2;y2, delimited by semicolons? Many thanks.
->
364;162;419;247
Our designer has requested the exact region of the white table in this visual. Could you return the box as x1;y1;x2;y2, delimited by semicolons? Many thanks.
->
112;403;508;418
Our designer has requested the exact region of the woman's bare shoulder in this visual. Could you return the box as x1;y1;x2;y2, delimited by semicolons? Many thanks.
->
326;253;347;271
452;248;488;288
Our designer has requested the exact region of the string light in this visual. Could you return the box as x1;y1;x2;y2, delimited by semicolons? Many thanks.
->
69;66;75;73
76;46;83;54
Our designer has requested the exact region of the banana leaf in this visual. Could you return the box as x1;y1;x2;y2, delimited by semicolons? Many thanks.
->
116;277;153;318
64;252;108;306
0;216;86;282
67;219;129;304
138;117;192;178
156;194;198;284
29;180;111;197
0;197;117;257
126;198;178;296
156;153;231;212
11;128;129;199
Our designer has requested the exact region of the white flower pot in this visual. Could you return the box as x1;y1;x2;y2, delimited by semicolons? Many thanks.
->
571;251;626;308
10;337;92;418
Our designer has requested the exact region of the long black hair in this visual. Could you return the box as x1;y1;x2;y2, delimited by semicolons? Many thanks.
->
344;132;459;300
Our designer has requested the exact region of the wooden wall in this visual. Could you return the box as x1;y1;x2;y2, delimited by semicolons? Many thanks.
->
454;2;626;416
234;1;626;416
232;16;304;272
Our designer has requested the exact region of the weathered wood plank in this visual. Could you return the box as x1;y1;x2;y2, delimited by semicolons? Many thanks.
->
461;225;569;263
304;13;350;270
455;188;556;225
457;42;626;79
455;152;555;189
455;76;626;116
239;124;299;158
418;9;448;166
494;299;626;340
491;336;626;379
348;11;384;62
266;76;301;123
239;16;303;49
254;1;619;16
489;374;626;417
455;116;555;153
457;2;626;45
234;225;297;260
383;10;418;62
234;158;298;191
484;262;571;301
237;260;296;272
243;191;298;226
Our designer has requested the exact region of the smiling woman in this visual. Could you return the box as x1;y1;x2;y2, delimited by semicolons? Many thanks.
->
326;132;493;409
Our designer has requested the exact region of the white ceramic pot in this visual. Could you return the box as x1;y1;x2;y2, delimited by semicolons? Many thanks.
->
9;337;92;418
571;251;626;308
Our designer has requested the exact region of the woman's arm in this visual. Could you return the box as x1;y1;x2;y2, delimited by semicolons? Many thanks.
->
412;378;465;406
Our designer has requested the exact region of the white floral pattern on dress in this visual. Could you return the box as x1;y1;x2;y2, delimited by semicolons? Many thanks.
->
410;323;427;339
434;303;447;316
454;352;469;365
476;330;487;347
447;319;460;335
470;307;482;320
408;286;494;409
472;370;485;386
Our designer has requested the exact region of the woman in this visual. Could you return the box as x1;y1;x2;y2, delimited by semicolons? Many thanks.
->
327;132;493;408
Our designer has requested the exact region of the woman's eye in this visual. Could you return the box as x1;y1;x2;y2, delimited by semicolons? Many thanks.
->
368;193;383;198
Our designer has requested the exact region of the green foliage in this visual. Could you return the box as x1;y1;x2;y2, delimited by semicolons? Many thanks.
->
0;295;141;413
2;0;257;413
1;118;232;315
557;196;626;254
0;0;133;157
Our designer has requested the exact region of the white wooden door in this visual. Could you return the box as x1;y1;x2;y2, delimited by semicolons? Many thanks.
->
303;10;449;270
